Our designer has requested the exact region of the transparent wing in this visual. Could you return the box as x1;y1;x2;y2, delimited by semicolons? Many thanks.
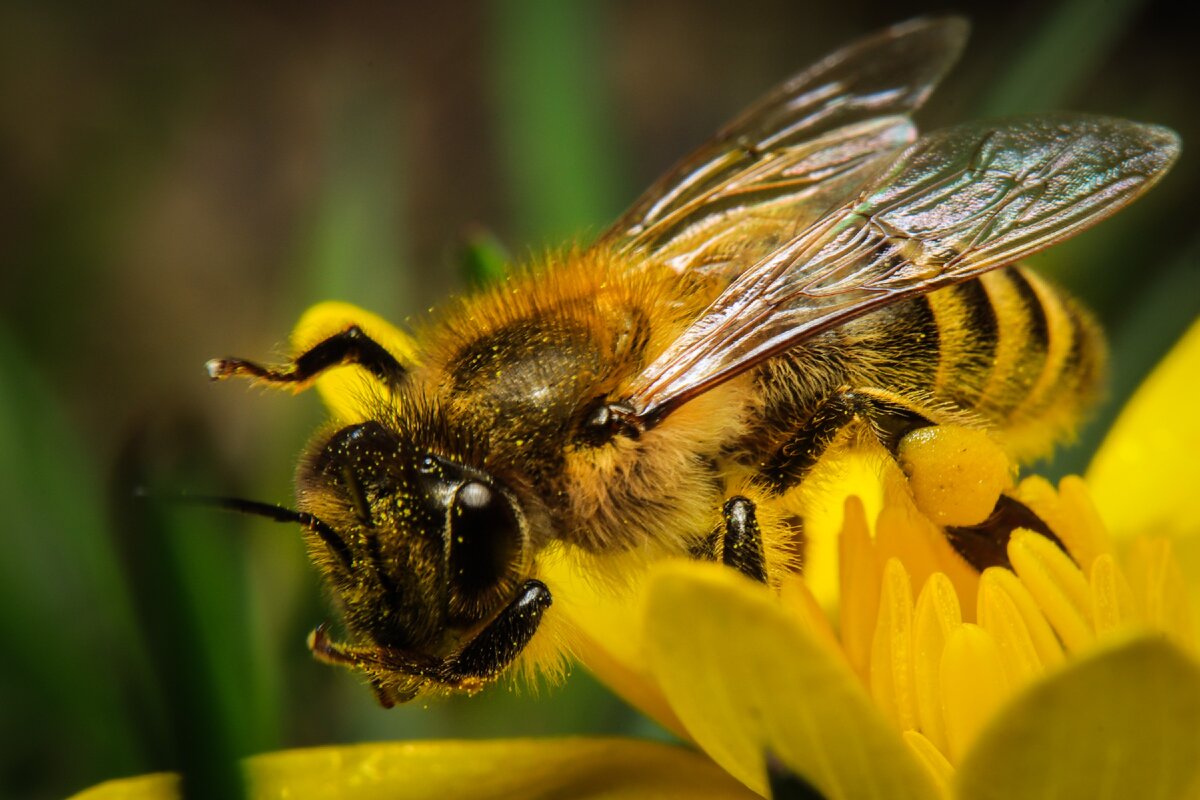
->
627;114;1181;423
599;16;969;276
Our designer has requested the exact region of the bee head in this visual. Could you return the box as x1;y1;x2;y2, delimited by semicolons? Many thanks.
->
295;419;531;700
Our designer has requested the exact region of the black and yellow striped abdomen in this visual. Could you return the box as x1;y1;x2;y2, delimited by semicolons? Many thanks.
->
930;266;1106;459
753;265;1106;464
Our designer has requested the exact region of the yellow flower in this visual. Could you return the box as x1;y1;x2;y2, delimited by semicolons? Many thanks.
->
559;320;1200;799
73;740;755;799
73;314;1200;800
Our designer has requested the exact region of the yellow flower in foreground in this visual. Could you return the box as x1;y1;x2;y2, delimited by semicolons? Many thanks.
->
75;740;753;800
561;321;1200;799
74;314;1200;800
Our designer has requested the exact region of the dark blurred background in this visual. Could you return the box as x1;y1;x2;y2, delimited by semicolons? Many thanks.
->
2;1;1197;797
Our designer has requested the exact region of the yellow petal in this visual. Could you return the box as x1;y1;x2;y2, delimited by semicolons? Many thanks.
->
974;566;1064;669
870;558;918;731
874;503;941;602
1014;475;1114;575
291;301;418;423
956;636;1200;800
1089;553;1138;638
839;495;882;682
902;731;955;798
537;547;688;740
1126;537;1198;651
913;572;961;756
572;628;687;741
1055;475;1113;572
644;561;939;800
69;774;177;800
778;573;845;659
1088;319;1200;540
977;568;1044;685
1007;530;1094;652
939;623;1009;762
541;551;645;669
1173;534;1200;644
72;740;754;800
797;446;888;611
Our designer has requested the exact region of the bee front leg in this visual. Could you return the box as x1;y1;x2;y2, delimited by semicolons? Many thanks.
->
760;386;935;495
313;580;553;703
207;326;405;389
437;579;553;688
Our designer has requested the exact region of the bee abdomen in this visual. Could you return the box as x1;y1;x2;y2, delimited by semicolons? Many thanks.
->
929;266;1105;458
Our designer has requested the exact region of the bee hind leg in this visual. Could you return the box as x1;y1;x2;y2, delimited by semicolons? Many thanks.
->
761;388;1072;574
206;325;405;389
761;386;935;495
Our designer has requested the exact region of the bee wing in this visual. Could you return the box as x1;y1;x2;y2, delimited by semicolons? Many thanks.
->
599;16;970;276
627;115;1181;422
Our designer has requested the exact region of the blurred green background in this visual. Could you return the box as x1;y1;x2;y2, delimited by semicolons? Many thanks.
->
2;1;1197;797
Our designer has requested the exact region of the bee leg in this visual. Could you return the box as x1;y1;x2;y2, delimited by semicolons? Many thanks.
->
693;497;769;582
762;387;934;495
437;579;554;687
206;326;405;389
311;581;551;699
720;497;768;582
763;390;1073;575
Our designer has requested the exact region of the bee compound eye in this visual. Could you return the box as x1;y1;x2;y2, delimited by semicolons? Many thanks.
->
448;480;522;595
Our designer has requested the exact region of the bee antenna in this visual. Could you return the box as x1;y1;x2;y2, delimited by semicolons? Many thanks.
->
167;492;354;569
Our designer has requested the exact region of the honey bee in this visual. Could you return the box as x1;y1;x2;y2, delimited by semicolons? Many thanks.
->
207;17;1179;705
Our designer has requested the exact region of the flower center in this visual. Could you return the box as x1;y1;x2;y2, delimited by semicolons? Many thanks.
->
821;461;1195;770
